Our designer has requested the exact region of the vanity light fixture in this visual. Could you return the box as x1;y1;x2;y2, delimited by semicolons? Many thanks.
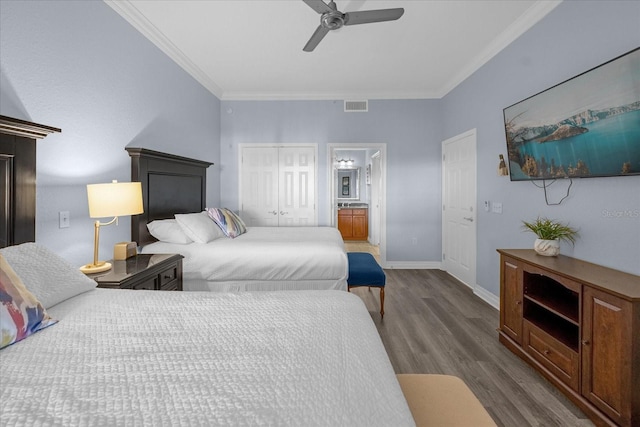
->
498;154;509;176
336;158;354;167
80;180;143;274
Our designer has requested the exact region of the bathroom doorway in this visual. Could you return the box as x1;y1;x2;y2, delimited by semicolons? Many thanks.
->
328;143;387;265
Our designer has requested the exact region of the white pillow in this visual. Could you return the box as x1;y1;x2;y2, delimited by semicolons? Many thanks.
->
147;219;193;244
0;242;97;309
174;211;225;243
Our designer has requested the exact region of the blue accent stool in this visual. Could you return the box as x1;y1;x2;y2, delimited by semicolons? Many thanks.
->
347;252;386;318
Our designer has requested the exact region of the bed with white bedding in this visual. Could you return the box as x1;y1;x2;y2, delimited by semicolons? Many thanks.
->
142;225;348;291
127;148;348;292
0;244;413;426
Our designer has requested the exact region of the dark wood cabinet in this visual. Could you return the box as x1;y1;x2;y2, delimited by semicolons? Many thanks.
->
498;249;640;427
338;208;368;240
89;253;183;291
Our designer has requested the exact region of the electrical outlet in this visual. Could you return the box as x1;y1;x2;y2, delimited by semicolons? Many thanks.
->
59;211;70;228
484;201;490;212
492;202;503;214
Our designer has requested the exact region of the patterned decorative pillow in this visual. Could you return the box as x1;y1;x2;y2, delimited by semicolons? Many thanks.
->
1;254;58;349
206;208;247;238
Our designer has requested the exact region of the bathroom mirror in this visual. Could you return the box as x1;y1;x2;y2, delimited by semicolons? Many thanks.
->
337;168;360;200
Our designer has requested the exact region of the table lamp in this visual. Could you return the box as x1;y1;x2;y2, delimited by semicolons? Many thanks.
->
79;180;143;274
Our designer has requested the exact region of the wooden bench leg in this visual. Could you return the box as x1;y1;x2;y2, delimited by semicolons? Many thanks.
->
380;287;385;319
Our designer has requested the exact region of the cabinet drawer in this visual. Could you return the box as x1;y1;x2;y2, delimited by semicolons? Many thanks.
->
524;320;580;392
159;265;178;287
131;276;157;290
351;209;367;216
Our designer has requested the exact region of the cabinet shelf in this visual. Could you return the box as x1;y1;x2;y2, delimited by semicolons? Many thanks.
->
523;272;579;325
523;302;579;351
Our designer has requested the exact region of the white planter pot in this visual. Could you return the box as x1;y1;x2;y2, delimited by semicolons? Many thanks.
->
534;238;560;256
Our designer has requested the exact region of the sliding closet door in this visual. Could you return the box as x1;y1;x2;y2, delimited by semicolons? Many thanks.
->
240;145;316;226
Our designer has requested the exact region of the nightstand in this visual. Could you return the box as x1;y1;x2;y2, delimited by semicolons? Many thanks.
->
88;253;183;291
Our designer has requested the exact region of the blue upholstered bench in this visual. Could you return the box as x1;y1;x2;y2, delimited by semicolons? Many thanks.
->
347;252;386;318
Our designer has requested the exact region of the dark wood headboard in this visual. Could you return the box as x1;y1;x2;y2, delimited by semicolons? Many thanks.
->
126;147;213;246
0;115;61;248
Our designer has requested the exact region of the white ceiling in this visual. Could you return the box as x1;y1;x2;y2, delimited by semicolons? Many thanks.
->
105;0;561;101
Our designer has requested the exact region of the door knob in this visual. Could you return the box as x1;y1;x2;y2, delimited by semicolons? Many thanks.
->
268;210;277;215
280;211;289;215
464;217;474;222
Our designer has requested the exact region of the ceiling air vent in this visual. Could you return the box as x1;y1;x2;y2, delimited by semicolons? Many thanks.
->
344;100;368;112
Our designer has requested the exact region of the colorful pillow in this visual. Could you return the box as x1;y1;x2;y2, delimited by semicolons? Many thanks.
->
174;211;226;243
147;219;193;244
206;208;247;238
0;243;97;309
1;254;57;349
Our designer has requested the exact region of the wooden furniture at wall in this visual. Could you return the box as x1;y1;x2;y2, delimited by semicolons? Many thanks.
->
0;115;61;248
126;147;212;246
497;249;640;427
338;208;368;240
89;253;183;291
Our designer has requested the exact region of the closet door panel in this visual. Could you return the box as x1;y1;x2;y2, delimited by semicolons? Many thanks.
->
278;146;315;226
241;147;279;226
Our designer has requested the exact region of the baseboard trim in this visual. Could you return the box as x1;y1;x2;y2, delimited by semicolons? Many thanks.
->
383;261;442;269
474;285;499;310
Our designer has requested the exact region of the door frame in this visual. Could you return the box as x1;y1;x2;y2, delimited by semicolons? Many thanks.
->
328;143;387;266
238;143;319;226
441;128;477;290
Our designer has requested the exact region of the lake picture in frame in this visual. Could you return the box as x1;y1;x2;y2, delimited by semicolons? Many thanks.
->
503;47;640;181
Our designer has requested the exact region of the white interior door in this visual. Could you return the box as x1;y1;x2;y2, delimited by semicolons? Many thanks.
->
442;129;477;288
240;145;316;226
370;151;381;245
278;146;315;226
241;147;279;226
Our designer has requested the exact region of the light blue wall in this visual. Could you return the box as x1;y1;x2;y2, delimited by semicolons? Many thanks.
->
442;0;640;296
0;0;221;267
220;100;443;262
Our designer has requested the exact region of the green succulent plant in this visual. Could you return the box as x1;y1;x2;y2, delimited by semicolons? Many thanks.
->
522;217;579;245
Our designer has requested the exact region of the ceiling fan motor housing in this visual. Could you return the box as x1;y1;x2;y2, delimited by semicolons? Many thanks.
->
321;11;345;30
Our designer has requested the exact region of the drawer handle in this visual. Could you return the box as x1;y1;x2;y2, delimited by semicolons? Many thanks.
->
543;349;550;355
582;340;590;346
516;300;522;305
164;275;173;279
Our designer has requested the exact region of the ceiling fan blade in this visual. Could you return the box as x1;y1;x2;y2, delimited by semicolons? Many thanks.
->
344;8;404;26
303;0;333;15
303;25;331;52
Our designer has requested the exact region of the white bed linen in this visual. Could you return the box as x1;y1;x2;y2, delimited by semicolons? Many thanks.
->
0;289;414;427
141;226;349;291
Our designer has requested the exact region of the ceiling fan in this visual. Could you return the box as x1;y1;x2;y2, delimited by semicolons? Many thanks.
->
302;0;404;52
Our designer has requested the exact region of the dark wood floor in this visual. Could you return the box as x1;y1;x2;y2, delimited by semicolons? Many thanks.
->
349;269;595;427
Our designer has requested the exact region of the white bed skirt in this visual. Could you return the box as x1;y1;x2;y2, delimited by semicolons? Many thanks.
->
183;278;347;292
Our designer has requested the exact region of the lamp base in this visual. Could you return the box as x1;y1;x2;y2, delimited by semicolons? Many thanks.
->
80;261;112;274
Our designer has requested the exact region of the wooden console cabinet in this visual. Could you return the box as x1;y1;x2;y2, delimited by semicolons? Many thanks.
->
498;249;640;427
337;208;368;240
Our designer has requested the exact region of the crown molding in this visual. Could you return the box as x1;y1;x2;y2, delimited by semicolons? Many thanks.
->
105;0;561;101
104;0;224;98
437;0;563;98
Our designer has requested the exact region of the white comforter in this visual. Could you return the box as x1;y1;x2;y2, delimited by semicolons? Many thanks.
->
0;289;414;427
142;226;349;291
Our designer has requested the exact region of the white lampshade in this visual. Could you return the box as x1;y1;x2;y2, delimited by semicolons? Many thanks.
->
87;181;143;218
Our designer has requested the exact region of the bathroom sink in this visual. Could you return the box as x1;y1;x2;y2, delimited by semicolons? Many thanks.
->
337;202;368;207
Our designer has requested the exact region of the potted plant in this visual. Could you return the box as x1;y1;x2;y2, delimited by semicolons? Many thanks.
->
522;217;578;256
